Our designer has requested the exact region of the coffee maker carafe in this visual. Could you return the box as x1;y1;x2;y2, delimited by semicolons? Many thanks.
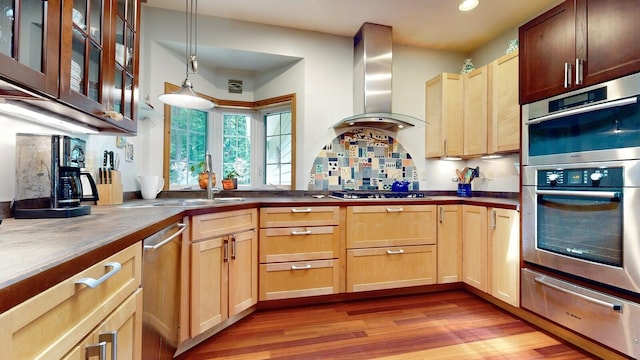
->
14;134;97;218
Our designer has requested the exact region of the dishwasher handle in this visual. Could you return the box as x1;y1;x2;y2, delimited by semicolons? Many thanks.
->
144;223;188;251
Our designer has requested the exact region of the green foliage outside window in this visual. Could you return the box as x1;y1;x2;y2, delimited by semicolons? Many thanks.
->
169;107;208;186
222;114;251;185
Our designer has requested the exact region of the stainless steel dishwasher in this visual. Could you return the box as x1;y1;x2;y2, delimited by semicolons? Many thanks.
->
142;220;188;359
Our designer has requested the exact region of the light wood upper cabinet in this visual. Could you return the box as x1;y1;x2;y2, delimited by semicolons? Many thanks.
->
425;73;463;158
463;65;488;156
462;205;488;292
489;208;520;307
488;51;520;153
437;205;463;284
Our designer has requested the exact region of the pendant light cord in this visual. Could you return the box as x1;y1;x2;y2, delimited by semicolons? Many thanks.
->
185;0;199;75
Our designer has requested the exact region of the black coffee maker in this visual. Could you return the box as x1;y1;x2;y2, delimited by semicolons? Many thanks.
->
14;134;98;218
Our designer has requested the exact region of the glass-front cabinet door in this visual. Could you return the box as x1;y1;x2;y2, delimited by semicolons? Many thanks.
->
0;0;60;97
111;0;138;129
59;0;106;114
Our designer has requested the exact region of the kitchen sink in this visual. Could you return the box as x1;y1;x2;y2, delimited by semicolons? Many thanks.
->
120;198;245;208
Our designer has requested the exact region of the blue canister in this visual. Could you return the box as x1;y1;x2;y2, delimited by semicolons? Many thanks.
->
457;183;472;197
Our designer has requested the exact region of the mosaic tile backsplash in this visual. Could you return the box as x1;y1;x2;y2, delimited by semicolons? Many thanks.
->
308;128;419;191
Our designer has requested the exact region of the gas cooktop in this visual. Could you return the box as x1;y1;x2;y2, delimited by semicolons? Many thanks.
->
329;191;427;200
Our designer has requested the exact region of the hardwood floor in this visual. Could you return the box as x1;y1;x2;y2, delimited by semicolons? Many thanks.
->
176;290;599;359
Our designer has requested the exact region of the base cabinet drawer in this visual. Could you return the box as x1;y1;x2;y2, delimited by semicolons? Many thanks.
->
259;259;340;300
0;243;141;360
347;245;437;292
259;226;340;263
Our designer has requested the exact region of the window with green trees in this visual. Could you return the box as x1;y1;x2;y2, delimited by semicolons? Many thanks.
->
169;107;208;186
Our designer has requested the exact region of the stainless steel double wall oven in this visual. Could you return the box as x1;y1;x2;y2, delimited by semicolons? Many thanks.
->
521;72;640;358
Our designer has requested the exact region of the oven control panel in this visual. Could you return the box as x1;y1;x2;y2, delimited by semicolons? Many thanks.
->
538;167;623;187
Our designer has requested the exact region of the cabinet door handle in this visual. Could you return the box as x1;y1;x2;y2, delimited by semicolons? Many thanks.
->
575;58;584;85
291;264;312;270
491;209;496;229
85;341;107;359
444;139;448;156
76;262;122;288
223;238;229;262
291;230;312;235
386;249;405;255
231;236;237;260
439;206;444;224
564;62;572;88
291;208;311;213
386;207;404;213
98;332;118;360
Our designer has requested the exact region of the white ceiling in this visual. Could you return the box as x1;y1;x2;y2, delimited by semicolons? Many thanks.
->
143;0;561;72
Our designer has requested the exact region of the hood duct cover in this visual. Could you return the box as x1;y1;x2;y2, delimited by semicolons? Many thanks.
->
333;23;425;131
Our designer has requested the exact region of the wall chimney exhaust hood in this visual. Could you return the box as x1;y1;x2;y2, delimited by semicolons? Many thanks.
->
333;23;425;131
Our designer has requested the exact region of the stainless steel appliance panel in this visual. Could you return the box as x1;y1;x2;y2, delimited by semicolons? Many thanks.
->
522;72;640;166
522;160;640;294
522;268;640;359
142;221;188;359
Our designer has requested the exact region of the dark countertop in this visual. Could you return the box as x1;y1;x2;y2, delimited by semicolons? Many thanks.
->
0;195;518;313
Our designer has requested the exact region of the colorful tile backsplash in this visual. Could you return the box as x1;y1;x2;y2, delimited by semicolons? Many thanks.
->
308;128;419;191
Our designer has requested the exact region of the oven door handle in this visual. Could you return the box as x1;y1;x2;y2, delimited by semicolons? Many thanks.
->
535;189;622;199
526;96;638;125
534;276;622;312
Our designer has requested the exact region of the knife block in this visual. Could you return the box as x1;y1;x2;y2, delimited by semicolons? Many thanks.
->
97;170;123;205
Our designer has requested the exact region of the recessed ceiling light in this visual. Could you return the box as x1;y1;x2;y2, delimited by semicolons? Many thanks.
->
459;0;479;11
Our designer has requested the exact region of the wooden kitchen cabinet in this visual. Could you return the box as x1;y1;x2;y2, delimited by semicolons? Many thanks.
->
259;206;342;300
488;208;520;307
462;205;488;292
425;73;463;158
437;205;463;284
488;50;520;153
346;205;437;292
63;288;142;360
0;0;61;97
519;0;640;104
189;209;258;336
462;205;520;307
0;242;142;359
59;0;139;132
463;65;488;156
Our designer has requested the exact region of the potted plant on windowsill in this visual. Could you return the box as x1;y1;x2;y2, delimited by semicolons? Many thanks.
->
191;162;216;190
222;170;239;190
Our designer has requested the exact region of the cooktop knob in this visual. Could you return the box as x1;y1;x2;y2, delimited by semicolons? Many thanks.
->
548;173;558;185
590;172;603;185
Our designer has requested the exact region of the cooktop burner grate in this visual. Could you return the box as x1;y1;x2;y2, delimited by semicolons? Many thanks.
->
329;191;426;200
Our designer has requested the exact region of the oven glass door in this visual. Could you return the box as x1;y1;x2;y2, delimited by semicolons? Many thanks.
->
536;189;623;267
528;98;640;157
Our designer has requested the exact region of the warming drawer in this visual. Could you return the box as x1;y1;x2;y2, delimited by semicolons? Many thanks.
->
521;268;640;358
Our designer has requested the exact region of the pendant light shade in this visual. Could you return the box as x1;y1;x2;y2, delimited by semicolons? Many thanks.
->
158;79;213;110
158;0;214;110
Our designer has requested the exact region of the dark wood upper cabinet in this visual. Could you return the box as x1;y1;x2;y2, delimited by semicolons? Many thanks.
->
0;0;139;134
0;0;61;98
519;0;640;104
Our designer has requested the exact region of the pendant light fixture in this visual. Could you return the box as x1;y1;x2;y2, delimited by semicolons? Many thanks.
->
158;0;214;110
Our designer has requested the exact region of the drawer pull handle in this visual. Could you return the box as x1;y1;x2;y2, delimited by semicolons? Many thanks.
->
291;208;312;213
85;341;107;360
386;249;405;255
386;207;404;213
291;230;312;235
99;332;118;360
291;264;312;270
76;262;122;288
534;276;622;312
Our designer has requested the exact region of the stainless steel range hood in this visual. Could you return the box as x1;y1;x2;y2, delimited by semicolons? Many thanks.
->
333;23;425;131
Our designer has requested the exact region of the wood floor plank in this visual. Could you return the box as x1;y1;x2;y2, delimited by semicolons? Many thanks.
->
176;290;600;360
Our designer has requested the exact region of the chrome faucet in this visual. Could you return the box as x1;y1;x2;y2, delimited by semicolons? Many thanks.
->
205;151;213;200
